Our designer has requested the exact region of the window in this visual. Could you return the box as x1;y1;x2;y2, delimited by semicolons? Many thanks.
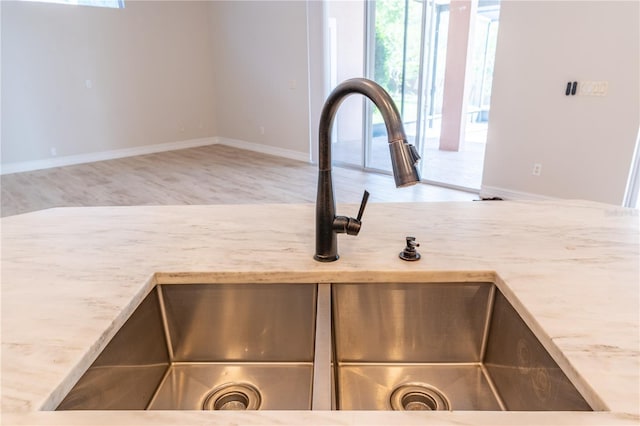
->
624;127;640;208
21;0;124;8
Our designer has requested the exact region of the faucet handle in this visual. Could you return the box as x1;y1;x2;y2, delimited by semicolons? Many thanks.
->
345;190;370;236
356;190;370;222
333;190;370;236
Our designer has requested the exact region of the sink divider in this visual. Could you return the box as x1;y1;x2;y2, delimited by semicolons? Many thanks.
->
312;284;333;410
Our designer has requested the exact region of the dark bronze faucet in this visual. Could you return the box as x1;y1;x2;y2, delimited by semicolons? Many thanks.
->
314;78;421;262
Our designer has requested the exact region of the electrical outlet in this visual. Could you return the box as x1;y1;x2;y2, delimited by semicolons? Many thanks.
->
50;147;57;157
259;126;265;135
532;163;542;176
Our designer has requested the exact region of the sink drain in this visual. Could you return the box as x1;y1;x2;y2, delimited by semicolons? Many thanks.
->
202;383;261;410
390;383;451;411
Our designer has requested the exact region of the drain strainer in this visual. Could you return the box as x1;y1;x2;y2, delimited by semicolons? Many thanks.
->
390;383;451;411
202;383;261;410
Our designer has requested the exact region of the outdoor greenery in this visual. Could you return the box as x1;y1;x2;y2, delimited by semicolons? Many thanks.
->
374;1;422;92
373;0;423;121
373;0;499;125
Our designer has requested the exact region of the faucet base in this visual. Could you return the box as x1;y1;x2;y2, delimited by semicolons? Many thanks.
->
313;253;339;262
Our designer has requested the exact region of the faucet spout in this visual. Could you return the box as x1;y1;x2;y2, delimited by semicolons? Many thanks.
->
314;78;421;262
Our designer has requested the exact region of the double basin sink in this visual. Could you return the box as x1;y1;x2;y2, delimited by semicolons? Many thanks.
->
57;280;592;412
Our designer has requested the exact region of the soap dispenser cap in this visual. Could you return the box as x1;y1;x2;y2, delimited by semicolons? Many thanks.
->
399;236;421;261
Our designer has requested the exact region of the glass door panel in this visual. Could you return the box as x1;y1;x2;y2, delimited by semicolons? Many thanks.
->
327;1;365;167
419;0;500;190
366;0;423;172
328;0;500;193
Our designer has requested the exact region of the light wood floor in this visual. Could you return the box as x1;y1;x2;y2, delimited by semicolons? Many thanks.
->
0;145;477;217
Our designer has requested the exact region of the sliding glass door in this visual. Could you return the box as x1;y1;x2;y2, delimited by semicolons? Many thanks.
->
365;0;423;173
416;0;500;190
327;0;500;191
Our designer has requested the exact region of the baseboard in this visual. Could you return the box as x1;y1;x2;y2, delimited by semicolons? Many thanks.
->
1;136;310;175
479;185;557;201
0;137;218;175
216;137;311;163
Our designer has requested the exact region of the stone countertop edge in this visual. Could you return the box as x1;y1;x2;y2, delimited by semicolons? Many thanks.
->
1;200;638;425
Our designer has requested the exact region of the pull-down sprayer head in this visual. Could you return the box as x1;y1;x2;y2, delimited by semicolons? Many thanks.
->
389;140;421;187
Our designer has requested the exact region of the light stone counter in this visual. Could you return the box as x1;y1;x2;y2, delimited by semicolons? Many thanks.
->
1;200;638;425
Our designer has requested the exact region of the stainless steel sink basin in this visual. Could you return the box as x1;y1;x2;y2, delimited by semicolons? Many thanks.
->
57;280;592;412
331;282;592;411
57;283;317;410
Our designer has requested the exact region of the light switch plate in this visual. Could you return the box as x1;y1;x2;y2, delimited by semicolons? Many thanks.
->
579;81;608;96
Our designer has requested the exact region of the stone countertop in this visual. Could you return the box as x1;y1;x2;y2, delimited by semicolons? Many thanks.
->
1;200;638;425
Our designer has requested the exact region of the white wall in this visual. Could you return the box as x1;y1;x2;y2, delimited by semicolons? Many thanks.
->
209;0;311;158
306;0;328;164
482;1;640;205
327;1;364;143
1;0;217;165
